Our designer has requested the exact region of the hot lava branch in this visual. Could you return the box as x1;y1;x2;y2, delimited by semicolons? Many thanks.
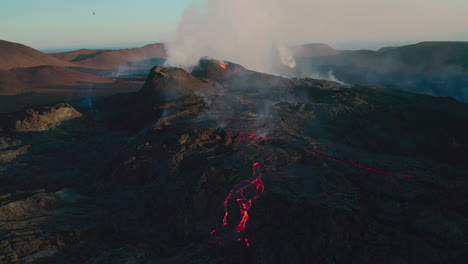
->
226;128;277;149
312;151;412;178
210;162;265;247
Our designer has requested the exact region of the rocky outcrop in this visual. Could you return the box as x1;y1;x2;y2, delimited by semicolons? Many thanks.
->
0;189;98;264
0;137;28;164
1;103;82;132
139;66;221;103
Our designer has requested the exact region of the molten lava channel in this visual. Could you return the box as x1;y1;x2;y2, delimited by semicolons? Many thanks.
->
210;162;265;247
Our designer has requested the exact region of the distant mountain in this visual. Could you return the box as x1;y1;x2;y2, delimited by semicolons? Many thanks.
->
376;46;400;52
0;65;144;112
296;41;468;101
49;48;111;62
0;40;75;70
383;41;468;72
0;65;115;95
0;40;158;112
50;43;167;70
292;43;340;57
299;41;468;73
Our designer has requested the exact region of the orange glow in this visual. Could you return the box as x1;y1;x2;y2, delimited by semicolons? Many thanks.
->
211;162;265;248
219;63;233;71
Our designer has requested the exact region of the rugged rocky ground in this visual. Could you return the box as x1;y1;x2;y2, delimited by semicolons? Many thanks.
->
1;59;467;263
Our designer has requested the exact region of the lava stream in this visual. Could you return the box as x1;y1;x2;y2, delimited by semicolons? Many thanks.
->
312;151;412;177
210;162;265;247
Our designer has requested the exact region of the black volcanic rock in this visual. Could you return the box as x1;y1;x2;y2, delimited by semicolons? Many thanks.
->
0;189;99;263
292;77;347;90
0;60;467;264
192;58;298;108
192;58;247;82
140;65;222;103
94;66;220;131
101;63;467;263
0;144;29;164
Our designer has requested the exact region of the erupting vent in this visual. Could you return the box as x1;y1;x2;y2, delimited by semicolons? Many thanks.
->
218;62;232;71
210;163;265;247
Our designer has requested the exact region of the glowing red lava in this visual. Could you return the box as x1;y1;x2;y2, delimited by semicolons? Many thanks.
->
312;151;412;177
210;162;265;247
219;63;233;71
226;128;275;149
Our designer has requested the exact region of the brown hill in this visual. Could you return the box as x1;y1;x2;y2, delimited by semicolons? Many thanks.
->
292;43;340;57
50;49;111;62
0;65;116;95
0;40;75;70
0;65;144;113
50;43;166;70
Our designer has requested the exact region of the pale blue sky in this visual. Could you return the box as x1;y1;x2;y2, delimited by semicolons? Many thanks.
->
0;0;191;50
1;0;467;51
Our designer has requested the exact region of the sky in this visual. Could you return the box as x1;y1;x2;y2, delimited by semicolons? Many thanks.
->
0;0;191;50
1;0;467;51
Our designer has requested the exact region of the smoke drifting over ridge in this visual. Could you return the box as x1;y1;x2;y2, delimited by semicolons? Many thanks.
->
162;0;304;73
162;0;468;74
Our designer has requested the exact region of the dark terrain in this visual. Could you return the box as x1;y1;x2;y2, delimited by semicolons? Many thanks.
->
0;40;166;113
2;40;468;114
296;41;468;102
0;58;467;263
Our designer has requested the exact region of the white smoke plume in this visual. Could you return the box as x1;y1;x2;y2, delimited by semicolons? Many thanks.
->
162;0;468;74
162;0;305;73
310;70;347;86
278;42;296;69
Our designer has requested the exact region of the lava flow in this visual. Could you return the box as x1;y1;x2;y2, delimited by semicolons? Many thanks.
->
226;128;276;149
210;162;265;247
312;151;412;177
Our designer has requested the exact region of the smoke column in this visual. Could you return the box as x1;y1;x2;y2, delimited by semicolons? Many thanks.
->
161;0;468;74
162;0;301;73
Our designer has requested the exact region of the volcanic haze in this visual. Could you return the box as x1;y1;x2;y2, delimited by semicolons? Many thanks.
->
162;0;468;73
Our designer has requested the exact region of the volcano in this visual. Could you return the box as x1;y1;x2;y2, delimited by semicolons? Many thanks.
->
0;58;467;263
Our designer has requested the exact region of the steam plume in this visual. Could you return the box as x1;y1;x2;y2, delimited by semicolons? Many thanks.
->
162;0;300;73
161;0;468;74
